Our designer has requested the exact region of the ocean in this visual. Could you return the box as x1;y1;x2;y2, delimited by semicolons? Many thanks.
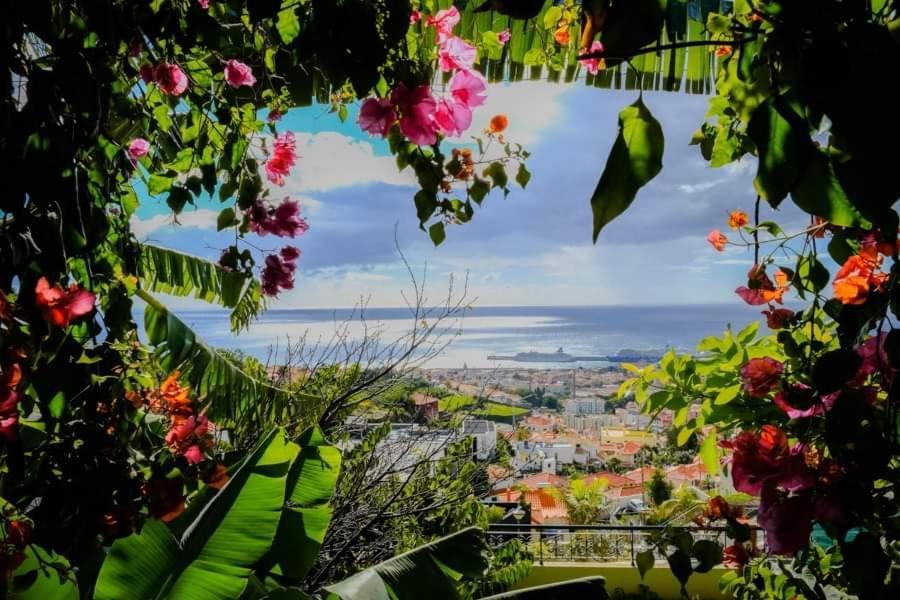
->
175;304;767;369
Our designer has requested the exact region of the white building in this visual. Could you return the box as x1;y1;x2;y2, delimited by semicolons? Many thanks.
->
461;419;498;461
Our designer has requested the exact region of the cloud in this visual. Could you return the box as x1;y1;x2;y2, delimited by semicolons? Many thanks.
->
281;132;416;193
131;208;219;239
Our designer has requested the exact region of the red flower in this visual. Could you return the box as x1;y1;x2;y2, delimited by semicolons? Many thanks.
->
854;333;894;387
762;307;794;329
721;425;814;496
34;277;95;327
6;520;32;546
154;63;188;96
261;247;300;297
358;97;396;138
740;357;783;398
265;132;298;186
736;266;789;306
0;389;20;442
773;383;838;419
722;543;750;569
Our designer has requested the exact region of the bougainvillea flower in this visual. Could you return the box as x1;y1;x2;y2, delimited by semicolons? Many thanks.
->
409;10;421;24
261;247;300;297
489;114;509;134
0;390;20;442
248;198;309;238
705;496;735;520
554;25;570;46
154;63;188;96
165;414;209;446
203;463;229;489
740;357;783;398
34;277;96;327
728;210;749;229
438;36;476;72
722;544;750;568
183;444;204;465
2;363;22;391
833;246;887;305
450;69;487;109
426;6;460;43
736;266;789;305
267;109;283;123
498;29;511;44
757;486;813;555
198;0;210;8
762;307;794;329
721;425;813;496
715;45;732;58
773;383;838;419
854;333;894;387
358;97;396;137
579;41;605;75
265;131;298;185
392;84;438;146
146;477;185;522
5;520;32;547
223;59;256;88
127;138;150;164
139;64;155;84
707;229;727;251
434;98;472;137
160;371;192;416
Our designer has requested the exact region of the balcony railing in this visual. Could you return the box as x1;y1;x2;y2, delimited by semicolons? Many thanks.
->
486;523;761;566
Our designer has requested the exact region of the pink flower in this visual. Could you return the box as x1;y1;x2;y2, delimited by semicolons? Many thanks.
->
247;198;309;238
197;0;210;8
410;10;421;24
223;59;256;88
139;64;155;84
707;228;727;251
358;97;396;137
450;69;487;109
392;84;438;146
154;63;188;96
579;41;606;75
34;277;95;328
183;445;204;464
261;247;300;297
265;132;297;185
773;383;838;419
498;30;511;45
0;390;20;442
127;138;150;164
166;415;209;446
427;6;460;43
434;98;472;137
854;333;894;386
439;36;476;72
740;357;783;398
267;109;283;123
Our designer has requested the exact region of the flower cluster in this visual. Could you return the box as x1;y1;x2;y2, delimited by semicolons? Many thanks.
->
247;197;309;238
223;59;256;88
735;265;789;305
140;62;188;96
261;246;300;297
265;131;298;186
34;277;95;328
579;41;606;75
358;7;487;145
833;234;891;305
740;357;783;398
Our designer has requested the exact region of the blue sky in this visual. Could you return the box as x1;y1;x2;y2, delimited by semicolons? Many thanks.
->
133;82;811;309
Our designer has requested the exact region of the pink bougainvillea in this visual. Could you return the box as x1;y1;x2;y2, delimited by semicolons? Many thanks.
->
438;36;476;72
153;63;188;96
426;6;460;43
358;97;396;137
265;132;298;185
261;246;300;297
247;198;309;238
34;277;95;328
450;69;487;109
392;84;438;146
224;59;256;88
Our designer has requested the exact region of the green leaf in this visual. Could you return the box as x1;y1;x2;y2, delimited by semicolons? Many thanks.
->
515;163;531;189
429;222;446;246
706;13;730;34
217;207;238;231
699;430;720;475
636;550;655;580
542;6;563;30
10;546;79;600
148;174;174;196
796;255;830;293
277;3;301;44
666;549;693;589
265;427;342;585
691;540;722;573
324;527;490;600
483;162;508;189
714;383;742;406
591;97;664;242
747;97;813;207
523;48;545;67
469;178;490;204
166;185;192;214
96;431;297;600
791;151;870;228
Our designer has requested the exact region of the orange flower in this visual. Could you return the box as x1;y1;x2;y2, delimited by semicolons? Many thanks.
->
736;266;790;305
707;229;727;251
488;114;509;134
554;25;570;46
728;210;749;229
715;45;732;58
833;245;887;305
833;275;871;305
160;371;192;417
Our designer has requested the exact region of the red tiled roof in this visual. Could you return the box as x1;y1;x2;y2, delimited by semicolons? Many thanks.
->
524;490;568;524
583;472;634;488
518;472;568;489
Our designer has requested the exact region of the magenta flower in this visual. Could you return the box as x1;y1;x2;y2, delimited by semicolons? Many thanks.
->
426;6;460;43
434;98;472;137
740;357;783;398
0;390;20;442
773;383;838;419
579;41;606;75
261;247;300;297
498;30;511;45
265;132;298;185
183;445;204;465
267;109;283;123
439;36;477;72
450;69;487;109
410;10;421;24
392;84;438;146
757;486;814;555
247;198;309;238
154;63;188;96
358;97;396;137
127;138;150;165
197;0;210;8
224;59;256;88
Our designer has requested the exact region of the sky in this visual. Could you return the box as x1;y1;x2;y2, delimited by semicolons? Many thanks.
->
133;81;813;309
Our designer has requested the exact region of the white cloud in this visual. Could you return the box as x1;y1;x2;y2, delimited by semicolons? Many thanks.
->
131;209;219;239
283;132;416;193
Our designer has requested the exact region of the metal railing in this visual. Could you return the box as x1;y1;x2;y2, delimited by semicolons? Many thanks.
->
486;523;759;566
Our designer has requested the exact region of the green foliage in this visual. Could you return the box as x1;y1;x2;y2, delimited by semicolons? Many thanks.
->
646;469;673;507
591;98;664;242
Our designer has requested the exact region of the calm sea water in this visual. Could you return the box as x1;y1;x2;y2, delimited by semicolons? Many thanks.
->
174;304;767;369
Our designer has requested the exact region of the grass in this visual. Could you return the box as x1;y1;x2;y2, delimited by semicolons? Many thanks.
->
472;401;529;417
438;394;476;411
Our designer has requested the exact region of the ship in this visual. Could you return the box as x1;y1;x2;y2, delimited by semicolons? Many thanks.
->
486;347;667;363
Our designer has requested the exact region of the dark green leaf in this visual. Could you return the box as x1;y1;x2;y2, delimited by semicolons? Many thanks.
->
429;222;446;246
636;550;655;580
747;96;812;207
691;540;722;573
217;207;237;231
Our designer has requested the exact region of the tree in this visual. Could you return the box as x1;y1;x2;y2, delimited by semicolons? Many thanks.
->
554;478;611;525
646;469;673;508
